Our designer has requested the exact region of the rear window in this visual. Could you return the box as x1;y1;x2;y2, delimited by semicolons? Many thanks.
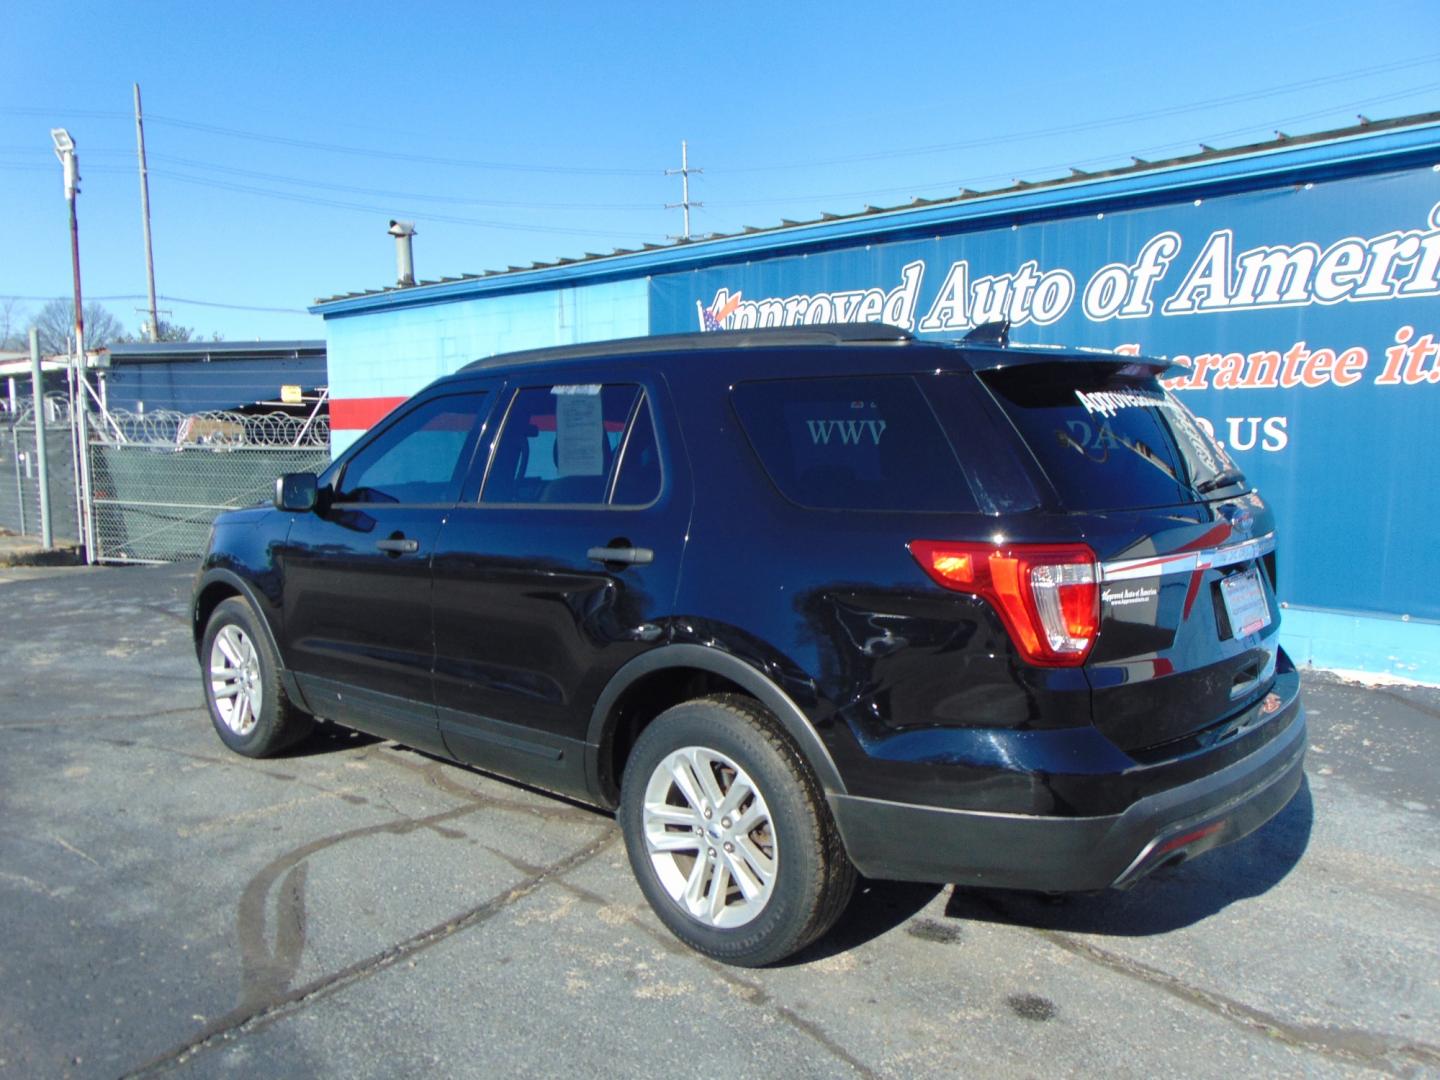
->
981;363;1240;511
731;376;977;512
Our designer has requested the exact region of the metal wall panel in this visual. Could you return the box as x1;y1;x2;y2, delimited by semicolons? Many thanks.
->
102;354;328;414
325;278;650;455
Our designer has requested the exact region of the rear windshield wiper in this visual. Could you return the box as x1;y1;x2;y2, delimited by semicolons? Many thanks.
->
1195;468;1247;494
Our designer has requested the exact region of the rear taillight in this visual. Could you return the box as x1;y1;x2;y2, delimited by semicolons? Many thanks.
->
909;540;1100;666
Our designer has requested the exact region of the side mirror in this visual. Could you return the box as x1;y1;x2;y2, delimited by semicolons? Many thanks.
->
275;472;318;512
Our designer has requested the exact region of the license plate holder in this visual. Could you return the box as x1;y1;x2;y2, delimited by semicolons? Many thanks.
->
1220;567;1271;638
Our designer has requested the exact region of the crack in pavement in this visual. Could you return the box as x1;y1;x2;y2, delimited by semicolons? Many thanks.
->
139;602;191;625
121;726;871;1079
86;734;358;788
1374;686;1440;723
1317;678;1440;724
1038;929;1440;1075
123;820;618;1077
482;846;878;1079
0;706;202;730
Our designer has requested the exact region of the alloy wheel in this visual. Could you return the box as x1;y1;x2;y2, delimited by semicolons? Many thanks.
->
641;746;777;928
209;624;263;736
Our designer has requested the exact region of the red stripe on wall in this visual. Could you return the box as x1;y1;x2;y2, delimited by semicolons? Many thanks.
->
330;396;408;431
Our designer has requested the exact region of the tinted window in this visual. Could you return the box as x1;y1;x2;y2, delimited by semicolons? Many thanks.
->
336;393;486;504
981;363;1239;511
611;396;662;506
731;376;977;512
483;384;639;505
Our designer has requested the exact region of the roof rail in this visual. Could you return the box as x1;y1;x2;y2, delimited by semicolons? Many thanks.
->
460;323;914;371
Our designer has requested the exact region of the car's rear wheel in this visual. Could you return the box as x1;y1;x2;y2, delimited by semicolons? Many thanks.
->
202;596;312;757
620;694;855;966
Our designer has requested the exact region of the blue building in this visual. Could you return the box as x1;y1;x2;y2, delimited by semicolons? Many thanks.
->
311;113;1440;682
100;340;327;416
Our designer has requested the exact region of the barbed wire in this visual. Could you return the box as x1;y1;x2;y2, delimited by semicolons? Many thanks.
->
0;394;75;428
94;409;329;448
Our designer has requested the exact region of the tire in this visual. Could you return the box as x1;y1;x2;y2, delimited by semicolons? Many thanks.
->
619;694;855;966
201;596;312;758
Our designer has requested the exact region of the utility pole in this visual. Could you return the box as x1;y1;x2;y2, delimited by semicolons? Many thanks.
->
665;140;702;241
134;83;160;342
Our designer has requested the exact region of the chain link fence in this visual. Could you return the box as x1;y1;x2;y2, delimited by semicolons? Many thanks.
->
0;397;80;540
89;409;330;563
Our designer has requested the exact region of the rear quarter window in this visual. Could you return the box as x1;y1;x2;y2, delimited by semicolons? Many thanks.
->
730;376;977;513
981;362;1238;511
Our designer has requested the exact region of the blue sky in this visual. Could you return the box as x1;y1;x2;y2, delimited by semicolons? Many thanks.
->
3;0;1438;342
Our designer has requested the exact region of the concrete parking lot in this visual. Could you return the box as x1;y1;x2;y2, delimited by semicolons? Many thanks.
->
0;564;1436;1078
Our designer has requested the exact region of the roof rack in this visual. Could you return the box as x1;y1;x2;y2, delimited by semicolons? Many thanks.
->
459;323;915;371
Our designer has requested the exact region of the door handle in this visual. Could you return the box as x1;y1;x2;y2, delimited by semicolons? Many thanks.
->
587;545;653;566
376;538;419;554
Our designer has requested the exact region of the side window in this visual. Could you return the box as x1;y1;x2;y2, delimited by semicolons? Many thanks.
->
610;395;662;506
335;393;487;504
730;376;978;512
482;383;640;506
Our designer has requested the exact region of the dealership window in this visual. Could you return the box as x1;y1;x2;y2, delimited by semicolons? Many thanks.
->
483;384;658;506
335;393;487;505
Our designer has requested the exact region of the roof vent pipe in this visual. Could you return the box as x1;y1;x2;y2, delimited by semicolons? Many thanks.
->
388;220;417;287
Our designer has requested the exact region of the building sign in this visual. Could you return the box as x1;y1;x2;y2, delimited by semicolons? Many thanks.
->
649;167;1440;621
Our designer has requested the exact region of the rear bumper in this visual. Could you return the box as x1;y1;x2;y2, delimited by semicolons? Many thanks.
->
828;677;1305;891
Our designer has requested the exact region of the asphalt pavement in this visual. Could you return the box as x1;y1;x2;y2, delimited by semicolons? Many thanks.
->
0;565;1436;1078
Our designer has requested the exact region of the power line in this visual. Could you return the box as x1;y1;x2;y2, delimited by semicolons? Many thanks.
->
0;159;664;238
143;154;661;210
144;114;660;177
0;105;657;176
700;84;1440;209
2;293;308;313
142;171;661;238
5;52;1433;182
708;53;1440;173
0;156;663;212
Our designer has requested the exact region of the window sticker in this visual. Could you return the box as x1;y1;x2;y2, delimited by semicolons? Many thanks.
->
553;385;604;476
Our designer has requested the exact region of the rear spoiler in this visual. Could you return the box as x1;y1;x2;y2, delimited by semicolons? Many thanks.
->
956;320;1177;376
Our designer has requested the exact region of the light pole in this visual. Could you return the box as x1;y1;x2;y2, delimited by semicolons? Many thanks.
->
52;127;94;561
51;129;84;360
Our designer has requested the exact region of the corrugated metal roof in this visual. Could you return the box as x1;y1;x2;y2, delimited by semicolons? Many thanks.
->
104;340;326;365
310;111;1440;315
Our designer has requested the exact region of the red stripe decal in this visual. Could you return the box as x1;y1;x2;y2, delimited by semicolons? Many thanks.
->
1176;523;1232;553
331;396;408;431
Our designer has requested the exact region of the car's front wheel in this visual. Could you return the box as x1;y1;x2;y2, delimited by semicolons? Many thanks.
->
201;596;312;757
619;694;855;966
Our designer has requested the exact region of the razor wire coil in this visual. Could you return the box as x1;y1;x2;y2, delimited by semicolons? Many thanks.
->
95;408;329;448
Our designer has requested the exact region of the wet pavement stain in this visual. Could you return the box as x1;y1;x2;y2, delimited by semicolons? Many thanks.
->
1006;993;1058;1022
905;918;963;944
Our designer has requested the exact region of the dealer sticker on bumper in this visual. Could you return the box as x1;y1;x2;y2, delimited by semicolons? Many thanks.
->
1220;568;1271;637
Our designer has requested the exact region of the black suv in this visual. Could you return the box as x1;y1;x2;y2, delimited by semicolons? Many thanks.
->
193;324;1305;965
